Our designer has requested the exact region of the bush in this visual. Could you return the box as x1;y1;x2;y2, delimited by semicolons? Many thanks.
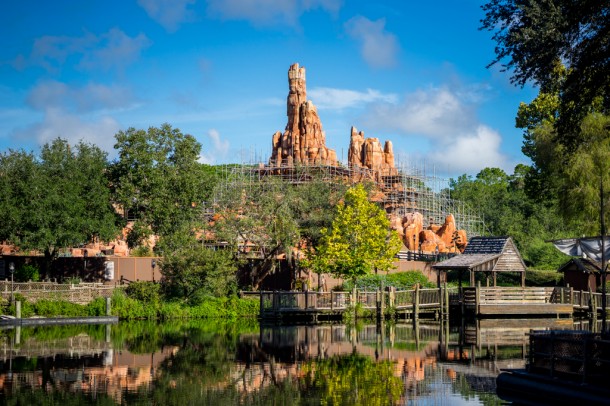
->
125;281;161;303
15;264;40;282
342;271;434;291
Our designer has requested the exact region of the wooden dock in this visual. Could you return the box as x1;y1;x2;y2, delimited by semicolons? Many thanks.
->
259;285;609;321
259;285;447;321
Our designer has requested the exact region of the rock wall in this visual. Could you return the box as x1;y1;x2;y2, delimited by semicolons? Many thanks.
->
270;63;337;166
390;213;468;253
348;126;397;176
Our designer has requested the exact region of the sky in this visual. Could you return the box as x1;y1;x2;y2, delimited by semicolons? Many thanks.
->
0;0;538;178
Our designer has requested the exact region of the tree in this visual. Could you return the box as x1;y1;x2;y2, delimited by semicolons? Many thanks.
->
562;113;610;234
305;184;402;283
481;0;609;146
449;165;574;269
0;139;119;275
110;124;217;249
211;176;301;289
160;237;238;301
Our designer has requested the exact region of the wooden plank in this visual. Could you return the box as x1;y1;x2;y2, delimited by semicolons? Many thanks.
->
478;304;573;315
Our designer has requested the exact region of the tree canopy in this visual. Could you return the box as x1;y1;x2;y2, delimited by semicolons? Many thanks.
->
110;124;217;250
481;0;609;143
0;138;118;272
305;184;402;282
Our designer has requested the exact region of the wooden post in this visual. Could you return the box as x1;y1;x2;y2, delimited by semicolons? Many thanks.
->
330;291;334;310
260;291;264;315
15;301;21;319
560;288;565;304
106;297;111;316
389;287;395;308
476;281;481;315
305;290;309;309
444;282;449;318
413;283;420;319
439;284;443;317
570;287;574;305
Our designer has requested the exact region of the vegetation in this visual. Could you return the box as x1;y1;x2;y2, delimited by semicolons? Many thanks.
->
448;166;572;269
305;184;402;283
0;138;119;277
342;271;435;291
109;124;218;250
481;0;609;142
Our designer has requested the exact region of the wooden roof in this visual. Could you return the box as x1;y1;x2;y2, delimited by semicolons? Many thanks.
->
432;253;501;270
433;236;526;274
463;236;509;254
557;258;601;274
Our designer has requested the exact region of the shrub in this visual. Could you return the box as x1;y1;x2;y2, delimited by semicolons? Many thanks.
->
125;281;161;303
15;264;40;282
342;271;434;291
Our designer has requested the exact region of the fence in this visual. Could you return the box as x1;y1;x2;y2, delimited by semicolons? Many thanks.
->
528;330;610;385
0;281;118;304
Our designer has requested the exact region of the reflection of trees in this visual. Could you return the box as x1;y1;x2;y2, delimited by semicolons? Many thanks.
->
301;353;404;405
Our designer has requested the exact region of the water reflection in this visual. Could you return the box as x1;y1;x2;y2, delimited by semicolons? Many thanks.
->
0;318;597;404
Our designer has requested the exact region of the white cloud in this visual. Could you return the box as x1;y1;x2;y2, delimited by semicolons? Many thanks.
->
430;125;508;173
308;87;397;110
15;28;150;73
138;0;196;32
206;0;341;26
366;87;475;138
363;85;511;174
13;108;121;154
26;80;135;113
344;16;398;68
199;129;230;164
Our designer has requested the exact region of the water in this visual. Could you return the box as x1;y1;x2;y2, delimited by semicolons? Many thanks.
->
0;318;593;405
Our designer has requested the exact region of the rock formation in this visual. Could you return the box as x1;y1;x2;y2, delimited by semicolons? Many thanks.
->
390;212;468;253
270;64;337;166
348;126;397;176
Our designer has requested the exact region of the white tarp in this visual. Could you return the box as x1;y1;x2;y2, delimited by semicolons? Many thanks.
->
552;237;610;262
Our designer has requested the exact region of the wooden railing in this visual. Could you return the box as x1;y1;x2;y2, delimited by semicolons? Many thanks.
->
528;330;610;385
260;285;448;318
0;281;118;304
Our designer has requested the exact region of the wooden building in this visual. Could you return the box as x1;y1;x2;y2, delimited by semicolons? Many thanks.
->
432;237;527;287
556;258;600;292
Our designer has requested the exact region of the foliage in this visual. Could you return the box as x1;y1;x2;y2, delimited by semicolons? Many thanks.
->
562;113;610;234
0;139;119;276
160;237;238;301
342;271;435;291
301;354;404;405
125;281;161;303
448;166;572;269
130;245;153;257
305;184;402;283
109;124;217;249
481;0;609;140
14;263;40;282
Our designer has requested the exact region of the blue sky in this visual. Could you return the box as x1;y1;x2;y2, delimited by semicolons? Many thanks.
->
1;0;537;178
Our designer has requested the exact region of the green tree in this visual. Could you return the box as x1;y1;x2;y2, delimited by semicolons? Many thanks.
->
0;139;118;276
562;113;610;234
449;166;571;269
305;184;402;283
211;176;301;289
481;0;609;141
160;236;238;301
110;124;217;250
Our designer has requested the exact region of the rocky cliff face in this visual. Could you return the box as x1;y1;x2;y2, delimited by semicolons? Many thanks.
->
270;63;337;166
390;213;468;253
348;126;397;175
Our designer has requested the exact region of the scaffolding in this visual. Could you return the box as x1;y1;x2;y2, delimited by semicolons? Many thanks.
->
212;157;486;238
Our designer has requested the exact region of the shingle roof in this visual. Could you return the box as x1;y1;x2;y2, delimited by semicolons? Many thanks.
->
557;258;601;274
463;236;509;255
432;253;501;270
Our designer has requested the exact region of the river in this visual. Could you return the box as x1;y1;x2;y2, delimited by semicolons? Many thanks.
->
0;317;597;404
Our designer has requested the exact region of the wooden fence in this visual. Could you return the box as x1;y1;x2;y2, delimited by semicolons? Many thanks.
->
0;281;118;304
259;285;449;320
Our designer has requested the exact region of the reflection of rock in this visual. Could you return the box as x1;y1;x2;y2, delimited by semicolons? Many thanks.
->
348;126;397;175
270;63;337;166
389;212;468;253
